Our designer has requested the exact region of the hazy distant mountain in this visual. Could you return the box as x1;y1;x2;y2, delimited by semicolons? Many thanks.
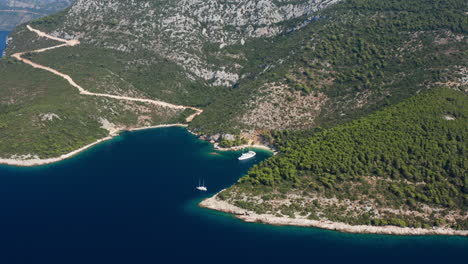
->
0;0;74;30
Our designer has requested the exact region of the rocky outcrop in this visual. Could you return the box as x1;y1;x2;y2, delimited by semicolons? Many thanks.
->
45;0;340;85
239;83;328;130
200;194;468;236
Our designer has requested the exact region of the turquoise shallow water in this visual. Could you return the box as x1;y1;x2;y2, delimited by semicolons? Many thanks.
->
0;127;466;264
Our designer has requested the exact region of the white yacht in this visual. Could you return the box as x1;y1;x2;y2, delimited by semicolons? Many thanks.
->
238;150;256;160
196;179;207;191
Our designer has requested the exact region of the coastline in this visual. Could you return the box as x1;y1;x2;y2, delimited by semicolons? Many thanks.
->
0;124;187;167
214;143;275;153
1;25;203;168
199;193;468;237
0;124;275;167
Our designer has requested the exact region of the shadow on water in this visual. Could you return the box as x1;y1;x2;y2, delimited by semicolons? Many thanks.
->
0;127;466;264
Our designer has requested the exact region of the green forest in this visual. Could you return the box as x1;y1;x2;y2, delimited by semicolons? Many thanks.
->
0;0;466;230
192;0;467;133
225;88;467;229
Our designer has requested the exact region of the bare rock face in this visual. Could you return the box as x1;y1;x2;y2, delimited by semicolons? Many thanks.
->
239;83;328;130
49;0;339;85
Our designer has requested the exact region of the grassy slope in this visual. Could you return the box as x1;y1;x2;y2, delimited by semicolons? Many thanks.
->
219;88;467;229
4;25;62;54
0;59;106;157
0;0;466;158
0;0;465;229
6;0;465;137
0;57;185;158
26;45;222;106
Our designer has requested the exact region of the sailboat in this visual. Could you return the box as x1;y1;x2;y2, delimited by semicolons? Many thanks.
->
238;148;256;160
196;179;207;191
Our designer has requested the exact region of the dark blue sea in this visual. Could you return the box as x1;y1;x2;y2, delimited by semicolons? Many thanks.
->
0;127;466;264
0;31;9;57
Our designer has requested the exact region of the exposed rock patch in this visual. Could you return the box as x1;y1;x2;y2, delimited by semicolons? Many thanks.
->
46;0;340;86
239;83;328;130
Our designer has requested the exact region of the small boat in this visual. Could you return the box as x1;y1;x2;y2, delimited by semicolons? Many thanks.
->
196;179;207;191
238;150;256;160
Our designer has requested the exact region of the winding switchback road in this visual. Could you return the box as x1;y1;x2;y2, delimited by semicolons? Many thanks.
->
12;25;203;122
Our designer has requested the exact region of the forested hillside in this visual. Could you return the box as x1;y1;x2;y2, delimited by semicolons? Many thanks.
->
192;0;467;134
1;0;340;158
218;88;467;230
0;0;466;231
0;57;187;158
0;0;466;164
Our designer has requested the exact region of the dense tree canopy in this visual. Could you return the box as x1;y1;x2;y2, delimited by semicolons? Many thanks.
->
229;88;467;229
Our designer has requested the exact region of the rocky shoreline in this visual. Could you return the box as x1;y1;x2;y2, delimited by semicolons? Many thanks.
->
0;123;274;167
214;143;274;152
200;193;468;236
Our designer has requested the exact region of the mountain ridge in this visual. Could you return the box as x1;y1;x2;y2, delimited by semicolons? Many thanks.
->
2;0;466;157
24;0;339;86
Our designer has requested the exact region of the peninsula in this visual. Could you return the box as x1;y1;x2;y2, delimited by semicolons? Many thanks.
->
0;0;466;235
200;193;468;236
1;25;201;166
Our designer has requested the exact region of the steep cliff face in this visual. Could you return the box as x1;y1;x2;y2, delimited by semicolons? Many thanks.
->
0;0;74;30
44;0;338;85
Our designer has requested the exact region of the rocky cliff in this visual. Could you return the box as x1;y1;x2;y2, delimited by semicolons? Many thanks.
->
42;0;338;85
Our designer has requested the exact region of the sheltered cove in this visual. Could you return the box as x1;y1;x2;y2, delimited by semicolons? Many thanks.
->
1;25;202;166
3;25;467;237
